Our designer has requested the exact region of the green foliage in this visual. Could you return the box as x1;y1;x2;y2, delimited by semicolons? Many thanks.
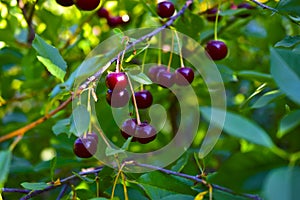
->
1;0;300;199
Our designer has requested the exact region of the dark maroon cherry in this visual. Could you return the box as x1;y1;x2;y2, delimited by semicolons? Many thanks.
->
237;3;255;18
136;122;157;144
133;90;153;109
205;40;228;60
107;16;123;27
73;137;97;158
156;70;175;88
175;67;194;86
106;89;129;108
148;65;167;82
75;0;100;11
157;1;175;18
86;132;99;143
121;118;137;141
97;7;110;19
56;0;74;7
105;72;128;90
206;7;222;22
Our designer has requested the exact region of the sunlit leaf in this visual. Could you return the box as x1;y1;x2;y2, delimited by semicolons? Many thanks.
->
277;110;300;138
21;182;49;190
0;150;12;188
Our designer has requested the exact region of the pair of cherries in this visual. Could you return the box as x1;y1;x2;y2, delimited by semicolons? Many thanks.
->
56;0;100;11
105;72;153;109
148;66;194;88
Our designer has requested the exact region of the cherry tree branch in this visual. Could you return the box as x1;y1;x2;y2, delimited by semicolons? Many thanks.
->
0;0;192;144
1;163;262;200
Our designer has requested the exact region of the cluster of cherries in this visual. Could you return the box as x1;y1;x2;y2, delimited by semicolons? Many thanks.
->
55;0;128;27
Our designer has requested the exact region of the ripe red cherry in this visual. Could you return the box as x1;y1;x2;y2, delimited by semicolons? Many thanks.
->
75;0;100;11
205;40;228;60
56;0;74;7
106;89;129;108
105;72;128;90
73;136;97;158
133;90;153;109
87;132;99;143
206;7;222;22
97;7;110;19
175;67;194;86
136;122;157;144
120;118;137;141
107;16;123;27
157;1;175;18
148;65;167;82
157;70;175;88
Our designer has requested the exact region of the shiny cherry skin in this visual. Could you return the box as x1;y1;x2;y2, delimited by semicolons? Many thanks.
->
206;7;222;22
136;122;157;144
106;89;129;108
148;65;167;82
107;16;123;27
56;0;74;7
121;118;137;141
206;40;228;60
133;90;153;109
75;0;100;11
157;1;175;18
105;72;128;90
175;67;194;86
73;136;97;158
156;70;175;88
86;132;99;143
97;7;110;18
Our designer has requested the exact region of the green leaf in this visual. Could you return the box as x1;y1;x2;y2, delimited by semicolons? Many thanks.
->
72;105;90;137
21;182;49;190
160;194;194;200
50;156;57;181
138;171;196;199
277;110;300;138
127;72;152;85
72;172;95;183
105;146;125;156
121;137;133;150
251;90;284;109
275;35;300;48
200;107;274;147
52;118;70;136
263;167;300;200
270;48;300;105
0;150;12;188
217;65;237;83
236;70;273;82
213;189;251;200
171;152;190;172
277;0;300;17
32;34;67;82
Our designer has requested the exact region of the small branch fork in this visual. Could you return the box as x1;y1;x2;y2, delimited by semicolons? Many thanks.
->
1;163;262;200
0;0;193;144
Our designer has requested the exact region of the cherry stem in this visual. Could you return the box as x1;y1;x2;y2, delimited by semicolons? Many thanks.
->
174;30;184;68
116;53;121;73
127;74;141;125
140;47;148;91
214;2;221;40
167;32;174;72
158;33;162;65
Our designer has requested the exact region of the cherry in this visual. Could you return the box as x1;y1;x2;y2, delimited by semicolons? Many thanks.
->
56;0;74;7
148;65;167;82
97;7;110;19
106;89;129;108
157;1;175;18
136;122;157;144
156;70;175;88
205;40;228;60
133;90;153;109
75;0;100;11
175;67;194;86
105;72;128;91
237;3;255;18
120;118;137;141
73;136;97;158
107;16;123;27
86;132;99;143
206;7;222;22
